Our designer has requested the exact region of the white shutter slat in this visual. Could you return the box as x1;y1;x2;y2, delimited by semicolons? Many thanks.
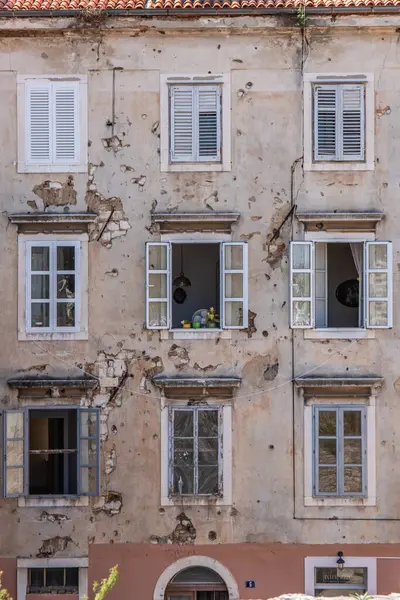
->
54;83;79;164
341;84;364;160
314;85;337;161
170;86;194;162
27;84;51;163
198;86;220;161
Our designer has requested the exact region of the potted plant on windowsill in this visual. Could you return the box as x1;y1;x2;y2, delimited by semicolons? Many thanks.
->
181;320;191;329
206;307;220;328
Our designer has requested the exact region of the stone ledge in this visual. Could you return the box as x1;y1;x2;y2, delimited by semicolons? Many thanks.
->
152;375;241;399
295;375;384;395
8;376;98;389
151;211;240;233
8;212;98;232
296;210;384;232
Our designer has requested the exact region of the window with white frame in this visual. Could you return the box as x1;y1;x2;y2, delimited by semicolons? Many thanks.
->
305;557;377;595
17;75;87;173
19;235;88;340
314;405;366;497
3;407;99;498
169;406;222;497
27;567;79;594
160;75;231;172
146;242;248;331
290;241;392;329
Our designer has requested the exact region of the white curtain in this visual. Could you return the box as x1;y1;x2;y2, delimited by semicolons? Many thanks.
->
350;243;363;276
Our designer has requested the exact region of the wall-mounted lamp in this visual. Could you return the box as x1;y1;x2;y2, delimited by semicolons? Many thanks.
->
336;551;345;571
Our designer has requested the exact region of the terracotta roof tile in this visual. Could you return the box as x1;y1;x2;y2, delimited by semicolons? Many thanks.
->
1;0;400;11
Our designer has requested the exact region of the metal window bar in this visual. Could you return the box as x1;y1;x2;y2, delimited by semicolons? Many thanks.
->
78;408;100;496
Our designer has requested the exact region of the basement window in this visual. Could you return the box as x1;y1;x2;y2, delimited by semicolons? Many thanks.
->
146;242;248;331
28;568;79;594
290;241;392;329
3;408;99;498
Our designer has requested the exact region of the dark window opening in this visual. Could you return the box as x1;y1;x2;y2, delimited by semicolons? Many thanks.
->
29;409;77;496
28;567;79;594
166;567;228;600
171;243;220;329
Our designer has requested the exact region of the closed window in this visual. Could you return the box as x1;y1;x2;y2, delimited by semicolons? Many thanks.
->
290;241;392;329
305;557;377;595
17;76;87;173
3;407;99;498
28;567;79;594
314;406;366;497
146;242;248;331
169;406;222;497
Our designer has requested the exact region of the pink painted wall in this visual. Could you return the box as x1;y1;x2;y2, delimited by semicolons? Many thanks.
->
0;559;17;600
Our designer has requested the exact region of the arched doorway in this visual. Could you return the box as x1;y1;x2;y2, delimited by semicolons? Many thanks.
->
153;556;239;600
166;566;228;600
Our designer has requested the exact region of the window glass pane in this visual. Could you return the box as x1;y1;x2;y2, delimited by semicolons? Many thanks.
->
80;466;98;495
369;301;388;326
173;567;224;584
57;246;75;270
149;245;167;270
315;590;366;597
31;275;50;299
318;439;336;465
80;439;97;465
343;410;361;436
198;438;219;465
343;439;362;464
57;302;75;327
65;568;79;589
198;465;218;494
148;273;167;298
224;273;243;298
7;441;24;467
369;244;387;269
174;411;193;437
6;467;24;495
319;411;336;436
29;568;44;590
148;302;168;328
292;244;310;269
198;410;218;437
315;567;367;585
318;466;337;493
46;568;65;588
80;411;98;438
369;272;387;298
31;246;49;271
224;245;243;270
344;466;362;493
224;301;243;327
292;301;311;327
31;303;49;327
173;466;194;494
6;412;24;439
57;274;75;299
174;439;194;466
293;273;310;297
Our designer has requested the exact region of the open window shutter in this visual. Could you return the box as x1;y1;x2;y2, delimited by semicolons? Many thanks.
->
3;410;25;498
314;243;327;328
365;241;392;328
197;86;221;162
53;82;79;164
26;82;51;164
78;408;100;496
290;242;314;328
146;242;171;330
221;242;248;329
341;84;364;161
314;85;338;161
170;86;194;162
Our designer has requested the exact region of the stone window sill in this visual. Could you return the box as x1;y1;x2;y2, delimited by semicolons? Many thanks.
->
18;497;89;508
161;329;232;341
161;495;230;507
304;328;375;340
18;331;89;341
304;496;376;507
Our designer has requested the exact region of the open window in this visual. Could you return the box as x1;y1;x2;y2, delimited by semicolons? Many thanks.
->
146;242;248;331
3;407;99;498
290;241;392;329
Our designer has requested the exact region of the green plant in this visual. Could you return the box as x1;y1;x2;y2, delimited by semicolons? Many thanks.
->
351;594;373;600
90;565;119;600
0;572;13;600
181;320;191;326
206;307;220;325
297;2;306;27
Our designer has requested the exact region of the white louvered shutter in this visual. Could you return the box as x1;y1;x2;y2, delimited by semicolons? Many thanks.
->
26;82;51;164
198;86;221;162
53;82;79;164
314;84;337;160
342;84;364;160
170;86;194;162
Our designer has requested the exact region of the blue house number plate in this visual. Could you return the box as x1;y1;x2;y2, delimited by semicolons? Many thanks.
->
245;581;256;588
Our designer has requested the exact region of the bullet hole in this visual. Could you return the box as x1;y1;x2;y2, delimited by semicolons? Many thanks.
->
111;425;118;434
217;510;221;515
113;530;118;537
237;89;246;99
208;531;217;541
265;274;271;280
159;508;165;514
41;52;48;59
256;500;260;503
269;445;275;450
262;331;269;338
217;44;221;49
245;81;253;89
230;507;238;517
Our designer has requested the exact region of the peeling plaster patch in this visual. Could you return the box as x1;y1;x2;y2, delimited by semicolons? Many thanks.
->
193;362;220;372
168;344;190;370
376;105;391;117
105;444;117;475
17;364;47;373
242;354;279;388
120;164;135;173
33;177;77;209
102;135;130;152
37;536;73;558
241;310;257;338
143;355;164;377
86;191;131;247
38;511;70;524
264;241;286;269
240;231;261;241
149;512;196;545
93;491;123;516
132;175;146;191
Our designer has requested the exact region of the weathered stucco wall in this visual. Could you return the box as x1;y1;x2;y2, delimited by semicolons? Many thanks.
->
0;14;399;563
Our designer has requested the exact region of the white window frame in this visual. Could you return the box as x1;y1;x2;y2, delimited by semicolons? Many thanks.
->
160;398;232;506
18;233;88;341
304;396;376;507
304;73;374;171
146;239;248;333
17;559;88;600
291;232;392;339
304;556;377;594
160;74;231;172
17;74;88;173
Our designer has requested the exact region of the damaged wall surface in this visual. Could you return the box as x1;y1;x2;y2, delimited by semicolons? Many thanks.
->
0;13;400;594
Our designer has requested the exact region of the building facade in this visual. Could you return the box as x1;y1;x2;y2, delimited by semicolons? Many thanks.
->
0;3;400;598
